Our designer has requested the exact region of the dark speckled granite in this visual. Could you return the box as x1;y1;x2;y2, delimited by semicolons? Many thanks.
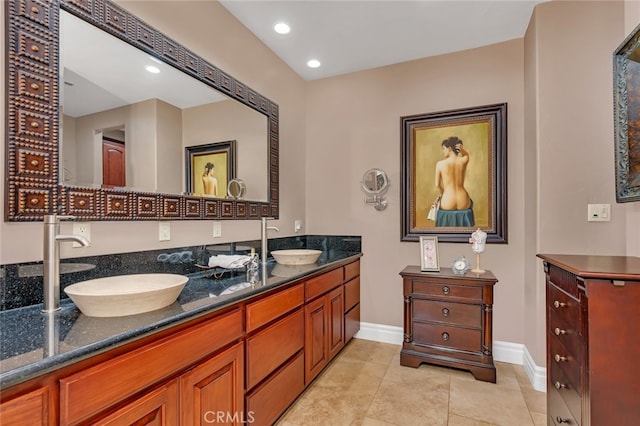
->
0;235;361;388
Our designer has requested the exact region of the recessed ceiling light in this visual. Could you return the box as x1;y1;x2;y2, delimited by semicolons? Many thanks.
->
274;22;290;34
145;65;160;74
306;59;321;68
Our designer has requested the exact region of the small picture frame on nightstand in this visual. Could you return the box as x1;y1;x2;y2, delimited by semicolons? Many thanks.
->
419;236;440;272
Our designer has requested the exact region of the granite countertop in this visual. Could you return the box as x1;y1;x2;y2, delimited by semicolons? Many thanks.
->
0;250;361;389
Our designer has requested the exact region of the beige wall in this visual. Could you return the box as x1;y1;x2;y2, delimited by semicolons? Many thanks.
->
1;1;637;369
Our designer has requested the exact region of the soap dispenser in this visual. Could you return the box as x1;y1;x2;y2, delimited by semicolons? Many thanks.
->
246;248;259;284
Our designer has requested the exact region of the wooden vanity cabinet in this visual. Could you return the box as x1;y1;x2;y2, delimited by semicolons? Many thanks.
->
245;284;305;426
538;254;640;426
304;270;345;384
400;266;498;383
344;260;361;343
0;258;362;426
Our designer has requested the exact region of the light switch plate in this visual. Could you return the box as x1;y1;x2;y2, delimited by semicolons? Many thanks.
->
159;222;171;241
587;204;611;222
213;221;222;238
294;220;302;233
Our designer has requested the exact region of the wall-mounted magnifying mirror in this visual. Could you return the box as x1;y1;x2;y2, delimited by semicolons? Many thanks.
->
361;168;389;211
227;178;247;200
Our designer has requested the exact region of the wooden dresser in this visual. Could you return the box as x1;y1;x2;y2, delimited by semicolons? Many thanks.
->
399;266;498;382
537;254;640;426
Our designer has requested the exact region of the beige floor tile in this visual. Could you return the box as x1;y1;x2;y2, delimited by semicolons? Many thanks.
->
366;376;450;426
449;375;534;426
277;339;546;426
339;338;401;366
447;413;493;425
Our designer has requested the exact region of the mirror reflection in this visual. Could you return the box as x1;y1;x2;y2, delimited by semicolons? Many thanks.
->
59;11;269;201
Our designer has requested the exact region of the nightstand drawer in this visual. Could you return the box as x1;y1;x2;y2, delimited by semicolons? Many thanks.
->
413;299;481;328
412;281;483;303
412;322;481;353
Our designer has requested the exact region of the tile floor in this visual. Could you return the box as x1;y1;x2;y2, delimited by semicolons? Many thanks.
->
277;338;546;426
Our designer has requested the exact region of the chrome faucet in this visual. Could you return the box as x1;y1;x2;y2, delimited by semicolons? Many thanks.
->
43;215;90;313
260;217;279;267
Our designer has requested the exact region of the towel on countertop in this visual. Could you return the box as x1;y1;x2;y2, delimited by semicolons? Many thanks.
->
208;254;251;269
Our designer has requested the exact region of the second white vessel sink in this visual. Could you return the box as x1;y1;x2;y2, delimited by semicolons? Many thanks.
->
64;273;188;317
271;249;322;265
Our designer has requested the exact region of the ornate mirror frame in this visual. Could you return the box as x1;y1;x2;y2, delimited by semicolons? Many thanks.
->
613;22;640;203
5;0;279;221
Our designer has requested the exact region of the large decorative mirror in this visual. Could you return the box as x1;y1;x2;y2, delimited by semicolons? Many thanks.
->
614;22;640;203
5;0;279;221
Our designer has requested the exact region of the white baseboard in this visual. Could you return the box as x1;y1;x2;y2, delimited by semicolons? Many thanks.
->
354;321;546;392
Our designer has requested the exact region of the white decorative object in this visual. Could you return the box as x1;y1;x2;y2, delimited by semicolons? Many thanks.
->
469;228;487;273
64;273;188;317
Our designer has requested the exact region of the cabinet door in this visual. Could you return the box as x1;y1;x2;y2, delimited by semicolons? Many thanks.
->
180;342;244;426
93;380;178;426
0;387;49;425
327;286;344;360
305;296;328;384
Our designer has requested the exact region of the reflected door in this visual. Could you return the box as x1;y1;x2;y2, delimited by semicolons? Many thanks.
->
102;137;125;188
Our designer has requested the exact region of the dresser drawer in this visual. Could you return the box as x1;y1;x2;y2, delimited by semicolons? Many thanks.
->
548;315;581;361
412;281;483;303
413;299;481;328
548;386;580;426
548;333;580;392
550;361;582;424
412;322;481;353
547;283;580;329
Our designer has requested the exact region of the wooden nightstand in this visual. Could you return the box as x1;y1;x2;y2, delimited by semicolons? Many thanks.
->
399;265;498;383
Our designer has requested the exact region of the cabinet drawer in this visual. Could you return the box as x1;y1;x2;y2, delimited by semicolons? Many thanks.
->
412;281;483;303
0;387;48;425
547;283;580;329
548;386;579;426
549;361;581;424
344;277;360;312
548;333;580;392
413;299;480;328
60;308;243;425
345;304;360;343
246;284;304;332
306;268;343;301
246;309;304;389
548;315;581;362
412;322;481;353
246;352;305;426
344;260;360;281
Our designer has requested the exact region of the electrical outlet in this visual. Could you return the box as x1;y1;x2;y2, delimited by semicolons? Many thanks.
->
72;222;91;247
294;220;302;233
159;222;171;241
213;221;222;238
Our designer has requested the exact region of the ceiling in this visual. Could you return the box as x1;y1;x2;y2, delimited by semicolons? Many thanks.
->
219;0;548;81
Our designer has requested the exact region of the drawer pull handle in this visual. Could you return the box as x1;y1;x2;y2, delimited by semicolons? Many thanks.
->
555;416;570;424
554;354;567;363
442;286;450;295
441;332;450;341
553;300;566;308
554;327;566;336
554;381;567;390
442;308;450;317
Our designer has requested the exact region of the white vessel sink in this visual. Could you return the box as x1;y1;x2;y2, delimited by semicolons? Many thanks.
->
271;249;322;265
64;273;188;317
